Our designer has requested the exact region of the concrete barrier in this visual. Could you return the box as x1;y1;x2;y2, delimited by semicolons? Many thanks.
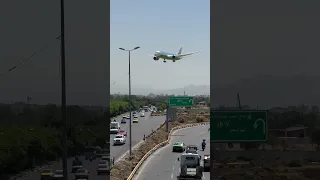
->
126;122;210;180
150;112;163;116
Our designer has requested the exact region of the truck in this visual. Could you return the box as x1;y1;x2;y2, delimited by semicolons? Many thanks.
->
177;153;203;180
143;106;149;112
203;155;210;172
71;158;83;173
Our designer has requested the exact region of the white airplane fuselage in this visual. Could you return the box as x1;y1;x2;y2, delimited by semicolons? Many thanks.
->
153;51;182;62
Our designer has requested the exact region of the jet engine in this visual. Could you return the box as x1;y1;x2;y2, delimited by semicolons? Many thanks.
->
153;56;159;60
172;55;175;59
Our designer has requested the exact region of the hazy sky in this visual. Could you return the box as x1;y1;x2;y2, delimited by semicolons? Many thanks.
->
211;1;320;85
210;1;320;107
110;0;210;94
0;0;109;105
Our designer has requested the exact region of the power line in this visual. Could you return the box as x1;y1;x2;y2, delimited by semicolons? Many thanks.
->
0;35;61;78
111;72;129;85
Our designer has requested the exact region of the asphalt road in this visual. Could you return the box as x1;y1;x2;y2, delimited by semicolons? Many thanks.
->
110;111;166;161
16;112;165;180
133;124;210;180
19;156;109;180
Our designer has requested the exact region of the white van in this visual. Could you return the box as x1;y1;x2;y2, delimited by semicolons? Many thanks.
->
110;122;120;134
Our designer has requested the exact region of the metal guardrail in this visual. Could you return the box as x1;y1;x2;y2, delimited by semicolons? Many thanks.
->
126;122;210;180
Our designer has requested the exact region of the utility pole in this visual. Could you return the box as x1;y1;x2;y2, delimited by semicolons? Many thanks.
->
237;93;242;110
60;0;68;179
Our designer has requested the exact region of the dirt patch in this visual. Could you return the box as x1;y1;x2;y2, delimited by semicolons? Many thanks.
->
110;117;209;180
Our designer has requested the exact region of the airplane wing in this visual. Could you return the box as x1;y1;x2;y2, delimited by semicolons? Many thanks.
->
178;50;202;57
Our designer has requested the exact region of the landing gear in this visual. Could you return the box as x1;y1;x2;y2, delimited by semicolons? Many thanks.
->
163;59;166;63
173;60;176;62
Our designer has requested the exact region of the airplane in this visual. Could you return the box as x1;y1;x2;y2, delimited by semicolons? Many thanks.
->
148;47;201;63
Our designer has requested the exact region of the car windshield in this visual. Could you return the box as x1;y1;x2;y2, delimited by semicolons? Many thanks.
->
42;169;52;173
99;165;108;168
115;135;123;138
110;123;118;128
174;142;182;145
55;170;63;174
186;157;195;160
76;169;86;173
187;146;197;149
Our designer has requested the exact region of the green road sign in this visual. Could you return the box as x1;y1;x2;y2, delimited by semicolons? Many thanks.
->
169;96;194;107
210;111;268;142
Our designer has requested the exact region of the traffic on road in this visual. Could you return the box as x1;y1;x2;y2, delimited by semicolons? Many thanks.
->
110;110;166;162
132;124;210;180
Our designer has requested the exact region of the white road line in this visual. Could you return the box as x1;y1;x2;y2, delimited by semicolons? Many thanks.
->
171;173;173;179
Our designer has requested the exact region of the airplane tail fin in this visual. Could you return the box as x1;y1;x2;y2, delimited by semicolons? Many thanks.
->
178;47;182;55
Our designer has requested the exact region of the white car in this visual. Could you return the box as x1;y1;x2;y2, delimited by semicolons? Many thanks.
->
101;156;110;161
98;160;108;165
132;117;139;123
53;170;63;179
113;134;126;145
140;112;145;117
97;164;109;175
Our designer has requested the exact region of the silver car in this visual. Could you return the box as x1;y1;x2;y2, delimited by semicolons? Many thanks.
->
74;168;89;180
97;164;109;175
53;170;63;180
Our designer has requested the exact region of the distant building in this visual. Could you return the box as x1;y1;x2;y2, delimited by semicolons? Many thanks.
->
285;126;307;138
311;106;319;113
196;101;207;106
10;102;27;114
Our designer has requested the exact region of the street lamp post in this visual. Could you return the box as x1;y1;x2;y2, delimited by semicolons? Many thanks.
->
119;46;140;159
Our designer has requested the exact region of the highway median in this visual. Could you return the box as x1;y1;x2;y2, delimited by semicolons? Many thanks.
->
110;115;209;180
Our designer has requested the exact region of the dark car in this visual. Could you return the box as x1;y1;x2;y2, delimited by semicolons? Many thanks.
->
121;118;126;124
186;145;198;154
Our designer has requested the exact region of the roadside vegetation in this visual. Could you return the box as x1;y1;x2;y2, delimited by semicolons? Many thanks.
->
0;94;210;178
0;95;149;178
